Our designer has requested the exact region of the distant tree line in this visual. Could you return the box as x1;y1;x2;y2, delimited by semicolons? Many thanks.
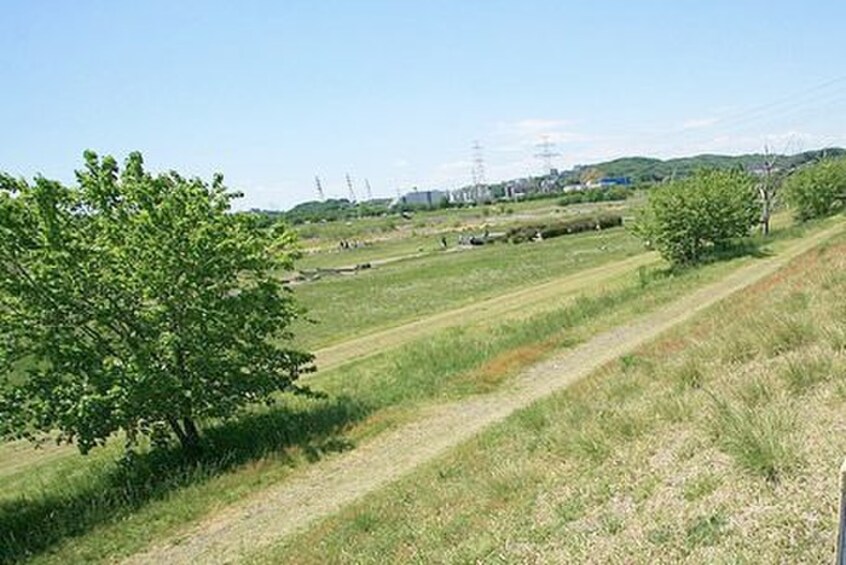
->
557;186;631;207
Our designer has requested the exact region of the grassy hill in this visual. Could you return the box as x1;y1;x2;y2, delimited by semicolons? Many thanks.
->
561;148;846;184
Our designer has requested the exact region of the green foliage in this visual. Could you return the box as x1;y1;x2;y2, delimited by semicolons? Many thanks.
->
557;148;845;185
278;198;393;225
633;169;759;265
557;186;631;207
784;156;846;221
0;151;313;454
505;214;623;243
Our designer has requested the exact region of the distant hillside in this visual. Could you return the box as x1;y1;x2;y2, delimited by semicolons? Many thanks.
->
252;147;846;224
561;148;846;184
264;198;393;225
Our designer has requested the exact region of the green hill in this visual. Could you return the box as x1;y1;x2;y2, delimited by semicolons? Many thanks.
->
563;148;845;184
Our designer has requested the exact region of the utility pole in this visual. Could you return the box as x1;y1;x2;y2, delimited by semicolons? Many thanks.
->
314;176;325;201
365;178;373;201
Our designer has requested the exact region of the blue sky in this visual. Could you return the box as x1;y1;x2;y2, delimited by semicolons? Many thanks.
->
2;1;846;210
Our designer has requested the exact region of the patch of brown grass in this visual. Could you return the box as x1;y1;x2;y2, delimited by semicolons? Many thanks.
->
463;341;553;392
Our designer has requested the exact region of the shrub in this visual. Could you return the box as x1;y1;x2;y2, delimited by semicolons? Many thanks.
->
632;169;758;266
784;156;846;221
557;187;631;207
506;214;623;243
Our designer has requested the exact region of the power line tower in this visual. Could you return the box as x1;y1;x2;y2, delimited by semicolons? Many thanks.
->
365;178;373;201
534;135;560;176
345;173;357;203
314;176;325;201
471;140;486;201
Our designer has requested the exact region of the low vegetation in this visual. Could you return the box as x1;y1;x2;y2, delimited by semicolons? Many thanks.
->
505;214;623;244
293;224;641;348
0;215;830;563
262;230;846;564
2;143;844;564
557;186;631;207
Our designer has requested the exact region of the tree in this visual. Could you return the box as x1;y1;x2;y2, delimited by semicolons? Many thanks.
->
784;155;846;221
579;167;603;186
632;169;759;266
0;151;313;454
756;145;782;236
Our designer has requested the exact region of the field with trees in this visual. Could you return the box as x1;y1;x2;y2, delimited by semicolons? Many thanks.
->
1;151;846;563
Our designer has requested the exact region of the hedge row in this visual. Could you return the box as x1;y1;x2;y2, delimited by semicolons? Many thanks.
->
506;214;623;243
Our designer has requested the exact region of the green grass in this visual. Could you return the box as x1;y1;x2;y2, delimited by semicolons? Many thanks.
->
293;198;638;268
291;195;618;248
0;228;774;564
256;229;846;564
705;392;801;483
0;216;838;563
293;226;644;348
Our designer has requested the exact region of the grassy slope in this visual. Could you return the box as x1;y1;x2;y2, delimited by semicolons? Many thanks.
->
261;230;846;563
1;219;833;564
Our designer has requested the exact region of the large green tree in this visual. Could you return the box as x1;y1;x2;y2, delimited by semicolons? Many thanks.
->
784;156;846;221
633;169;759;266
0;151;312;453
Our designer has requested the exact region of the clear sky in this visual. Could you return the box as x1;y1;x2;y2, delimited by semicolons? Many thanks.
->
3;1;846;210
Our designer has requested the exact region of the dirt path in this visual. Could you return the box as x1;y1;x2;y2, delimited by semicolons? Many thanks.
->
127;223;845;564
313;252;657;372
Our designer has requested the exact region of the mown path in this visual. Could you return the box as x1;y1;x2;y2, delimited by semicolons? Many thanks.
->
127;222;845;564
312;252;656;372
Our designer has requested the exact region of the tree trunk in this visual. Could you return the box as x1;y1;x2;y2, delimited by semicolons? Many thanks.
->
183;417;201;451
167;416;202;453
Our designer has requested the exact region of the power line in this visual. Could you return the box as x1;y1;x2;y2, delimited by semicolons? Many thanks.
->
631;75;846;152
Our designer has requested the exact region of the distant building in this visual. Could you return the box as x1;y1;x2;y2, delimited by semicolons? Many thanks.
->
450;185;493;204
399;189;449;207
599;177;632;187
502;180;528;199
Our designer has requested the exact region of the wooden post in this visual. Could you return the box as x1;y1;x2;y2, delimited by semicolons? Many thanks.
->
837;458;846;564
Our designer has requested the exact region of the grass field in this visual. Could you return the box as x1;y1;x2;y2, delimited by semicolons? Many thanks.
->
293;225;644;348
0;214;835;564
259;229;846;563
294;198;638;270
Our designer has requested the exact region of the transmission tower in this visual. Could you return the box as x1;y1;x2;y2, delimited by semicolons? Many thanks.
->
534;135;560;176
314;176;325;201
345;173;357;202
471;140;486;201
365;178;373;201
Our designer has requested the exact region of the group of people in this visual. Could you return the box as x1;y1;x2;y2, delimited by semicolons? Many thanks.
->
338;240;364;250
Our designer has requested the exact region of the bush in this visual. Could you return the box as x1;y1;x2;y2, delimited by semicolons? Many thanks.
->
557;187;630;207
632;169;758;266
784;156;846;221
506;214;622;243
